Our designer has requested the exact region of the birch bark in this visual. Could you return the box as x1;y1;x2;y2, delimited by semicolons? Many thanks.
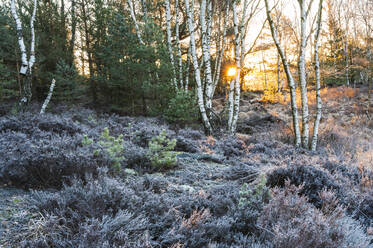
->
298;0;311;148
212;0;230;95
311;0;324;151
185;0;213;134
11;0;37;106
264;0;301;147
200;0;214;117
40;79;56;114
128;0;144;45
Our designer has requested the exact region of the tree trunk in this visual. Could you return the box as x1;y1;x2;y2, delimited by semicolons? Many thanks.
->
40;79;56;114
200;0;214;117
212;0;230;95
311;0;324;151
165;0;178;88
175;0;184;89
11;0;37;107
277;54;282;93
298;0;310;148
128;0;144;45
264;0;301;147
185;0;212;134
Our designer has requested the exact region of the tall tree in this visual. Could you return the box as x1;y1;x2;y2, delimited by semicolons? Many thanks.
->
11;0;37;107
265;0;301;147
311;0;324;151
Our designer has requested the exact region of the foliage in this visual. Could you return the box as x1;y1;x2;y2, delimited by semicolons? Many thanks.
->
97;127;125;171
266;165;342;208
260;85;280;103
147;130;177;169
257;182;370;248
0;6;18;101
238;174;270;209
164;90;199;124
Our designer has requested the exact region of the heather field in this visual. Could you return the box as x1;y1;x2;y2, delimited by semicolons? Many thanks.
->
0;88;372;248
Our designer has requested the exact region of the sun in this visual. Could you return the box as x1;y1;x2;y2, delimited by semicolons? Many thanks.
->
227;66;238;78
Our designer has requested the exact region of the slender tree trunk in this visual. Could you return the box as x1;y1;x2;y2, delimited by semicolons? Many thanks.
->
11;0;37;107
200;0;214;117
262;51;268;90
185;0;212;134
81;0;96;103
298;0;310;148
40;79;56;114
311;0;324;151
128;0;144;45
277;54;282;93
185;44;191;91
212;0;230;95
69;0;77;67
165;0;178;88
230;0;250;134
175;0;183;89
265;0;301;147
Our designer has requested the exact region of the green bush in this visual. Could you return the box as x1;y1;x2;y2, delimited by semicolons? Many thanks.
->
164;90;199;124
147;130;177;169
82;128;124;171
238;174;270;209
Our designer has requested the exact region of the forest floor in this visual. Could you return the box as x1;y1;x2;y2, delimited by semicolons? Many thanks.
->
0;86;372;247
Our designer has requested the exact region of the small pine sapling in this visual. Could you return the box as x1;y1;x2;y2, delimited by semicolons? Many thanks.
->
148;130;177;169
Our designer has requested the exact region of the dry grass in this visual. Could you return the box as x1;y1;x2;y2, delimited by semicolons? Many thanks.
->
180;209;211;229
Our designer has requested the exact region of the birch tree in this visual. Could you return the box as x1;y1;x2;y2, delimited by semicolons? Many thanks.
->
11;0;37;107
297;0;315;148
212;0;230;95
128;0;144;45
185;0;213;134
264;0;301;146
200;0;214;117
40;79;56;114
311;0;324;151
228;0;261;134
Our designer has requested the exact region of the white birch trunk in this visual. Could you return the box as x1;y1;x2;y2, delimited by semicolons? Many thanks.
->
212;1;230;96
230;0;249;134
311;0;323;151
228;80;235;130
11;0;28;75
264;0;301;147
11;0;37;106
185;0;213;134
127;0;144;45
165;0;178;88
40;79;56;114
29;0;37;73
298;0;310;148
200;0;214;117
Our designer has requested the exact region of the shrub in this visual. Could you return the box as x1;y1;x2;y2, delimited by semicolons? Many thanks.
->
0;131;111;189
97;128;125;171
257;182;370;248
238;174;270;209
147;130;177;169
266;165;341;208
164;90;199;124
